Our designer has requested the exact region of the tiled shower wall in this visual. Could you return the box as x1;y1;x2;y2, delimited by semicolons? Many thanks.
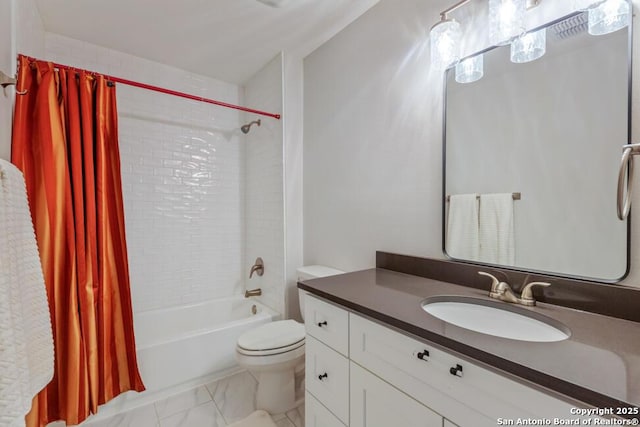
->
243;55;285;315
44;34;246;313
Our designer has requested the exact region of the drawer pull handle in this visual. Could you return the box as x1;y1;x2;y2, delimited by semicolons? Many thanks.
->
317;321;328;328
449;364;463;377
318;372;328;381
416;350;430;361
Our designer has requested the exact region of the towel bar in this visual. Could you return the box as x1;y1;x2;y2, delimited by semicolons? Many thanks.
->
446;192;521;202
617;143;640;220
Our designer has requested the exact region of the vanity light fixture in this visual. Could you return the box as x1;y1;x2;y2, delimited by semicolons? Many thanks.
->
510;28;546;63
429;0;469;71
573;0;630;35
430;16;462;71
455;54;484;83
430;0;543;74
489;0;527;45
587;0;630;35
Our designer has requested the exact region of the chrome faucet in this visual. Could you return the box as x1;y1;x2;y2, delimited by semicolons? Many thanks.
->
245;288;262;298
478;272;550;307
249;257;264;278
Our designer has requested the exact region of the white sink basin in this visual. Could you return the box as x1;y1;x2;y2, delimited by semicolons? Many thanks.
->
421;297;570;342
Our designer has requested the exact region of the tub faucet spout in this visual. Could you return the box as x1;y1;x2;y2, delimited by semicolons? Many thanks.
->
245;288;262;298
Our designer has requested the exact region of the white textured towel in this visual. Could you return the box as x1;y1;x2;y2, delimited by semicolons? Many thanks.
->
228;410;278;427
0;159;54;427
479;193;515;265
446;194;479;261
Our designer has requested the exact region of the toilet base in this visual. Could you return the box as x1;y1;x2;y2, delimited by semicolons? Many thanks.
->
236;339;305;414
255;368;296;414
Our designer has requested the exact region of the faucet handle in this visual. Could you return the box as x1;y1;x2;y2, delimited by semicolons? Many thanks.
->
520;282;550;305
478;271;500;292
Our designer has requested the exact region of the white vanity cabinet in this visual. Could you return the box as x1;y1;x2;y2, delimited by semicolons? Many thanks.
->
350;362;442;427
305;295;350;427
349;312;582;426
304;294;585;427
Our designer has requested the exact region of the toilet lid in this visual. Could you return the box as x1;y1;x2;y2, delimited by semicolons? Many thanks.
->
238;320;305;351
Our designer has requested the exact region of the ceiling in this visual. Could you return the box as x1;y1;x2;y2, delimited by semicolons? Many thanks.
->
35;0;381;84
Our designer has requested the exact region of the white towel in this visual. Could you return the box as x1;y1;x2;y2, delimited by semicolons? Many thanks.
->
446;194;479;261
228;410;278;427
0;159;54;427
479;193;515;265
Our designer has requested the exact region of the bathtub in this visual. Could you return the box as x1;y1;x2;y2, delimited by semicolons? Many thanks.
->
134;296;279;392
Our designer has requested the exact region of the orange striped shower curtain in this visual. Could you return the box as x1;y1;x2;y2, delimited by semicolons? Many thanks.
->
11;55;145;426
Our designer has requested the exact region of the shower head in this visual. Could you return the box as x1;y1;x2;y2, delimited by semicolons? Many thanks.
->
241;119;261;134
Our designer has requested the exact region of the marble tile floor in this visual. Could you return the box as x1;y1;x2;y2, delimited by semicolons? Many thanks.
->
61;371;305;427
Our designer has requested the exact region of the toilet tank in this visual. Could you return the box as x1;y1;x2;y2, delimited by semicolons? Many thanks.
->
297;265;344;321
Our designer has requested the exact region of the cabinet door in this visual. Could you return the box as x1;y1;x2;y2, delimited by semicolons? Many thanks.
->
306;335;350;424
351;362;442;427
306;391;347;427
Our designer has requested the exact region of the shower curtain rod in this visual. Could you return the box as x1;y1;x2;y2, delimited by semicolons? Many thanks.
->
18;55;281;120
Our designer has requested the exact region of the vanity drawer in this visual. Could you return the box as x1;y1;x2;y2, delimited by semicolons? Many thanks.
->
306;335;349;424
305;391;347;427
305;294;349;356
349;313;576;426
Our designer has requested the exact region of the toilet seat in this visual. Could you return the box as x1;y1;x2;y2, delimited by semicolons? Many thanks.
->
237;339;304;356
237;319;306;357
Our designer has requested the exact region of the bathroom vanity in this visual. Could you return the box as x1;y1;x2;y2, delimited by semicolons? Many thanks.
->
298;253;640;427
298;4;639;426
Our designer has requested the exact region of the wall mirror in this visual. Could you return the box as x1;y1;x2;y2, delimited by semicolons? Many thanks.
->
443;11;631;282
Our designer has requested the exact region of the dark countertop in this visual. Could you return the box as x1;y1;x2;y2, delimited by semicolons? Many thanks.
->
298;268;640;413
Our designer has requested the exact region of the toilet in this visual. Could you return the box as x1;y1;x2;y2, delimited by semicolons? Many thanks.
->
235;265;344;414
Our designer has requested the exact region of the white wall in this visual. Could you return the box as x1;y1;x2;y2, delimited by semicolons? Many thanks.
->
0;0;45;160
45;34;245;313
304;0;447;271
303;0;640;286
15;0;45;58
243;54;285;315
283;53;305;320
0;0;13;161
